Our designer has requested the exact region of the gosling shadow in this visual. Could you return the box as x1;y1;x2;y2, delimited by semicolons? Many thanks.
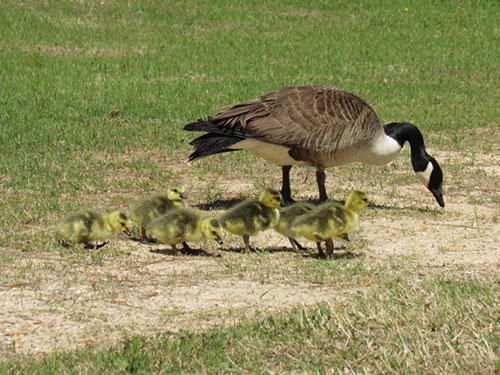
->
303;251;364;260
367;201;443;214
220;246;301;254
195;198;243;211
150;248;221;258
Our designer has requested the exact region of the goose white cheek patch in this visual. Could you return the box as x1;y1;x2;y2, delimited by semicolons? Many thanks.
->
416;162;433;187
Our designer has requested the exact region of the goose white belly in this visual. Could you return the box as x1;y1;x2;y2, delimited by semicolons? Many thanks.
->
232;133;402;168
231;139;309;166
346;133;402;166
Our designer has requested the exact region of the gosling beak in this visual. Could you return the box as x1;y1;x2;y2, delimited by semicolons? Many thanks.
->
124;228;132;236
215;236;223;245
342;233;350;242
180;193;187;199
429;187;445;208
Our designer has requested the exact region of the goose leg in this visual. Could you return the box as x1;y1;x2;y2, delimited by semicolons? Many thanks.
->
281;166;295;205
316;168;328;202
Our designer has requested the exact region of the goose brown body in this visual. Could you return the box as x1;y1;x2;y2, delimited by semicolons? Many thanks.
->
185;85;444;207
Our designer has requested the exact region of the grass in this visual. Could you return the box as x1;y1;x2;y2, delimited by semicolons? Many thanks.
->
1;275;497;374
0;0;498;372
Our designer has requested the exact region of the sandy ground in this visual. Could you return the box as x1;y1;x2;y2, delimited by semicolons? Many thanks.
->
0;150;498;356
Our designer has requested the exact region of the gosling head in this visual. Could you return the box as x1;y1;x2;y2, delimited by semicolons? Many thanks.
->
200;218;223;245
107;211;133;235
167;185;187;202
258;188;282;209
414;155;445;208
344;191;369;212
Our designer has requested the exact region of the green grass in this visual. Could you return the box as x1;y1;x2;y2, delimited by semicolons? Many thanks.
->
1;275;497;374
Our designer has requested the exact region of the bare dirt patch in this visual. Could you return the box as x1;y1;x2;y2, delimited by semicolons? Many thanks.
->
0;150;498;356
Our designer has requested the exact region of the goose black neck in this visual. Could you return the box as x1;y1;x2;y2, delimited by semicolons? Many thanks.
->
383;122;428;170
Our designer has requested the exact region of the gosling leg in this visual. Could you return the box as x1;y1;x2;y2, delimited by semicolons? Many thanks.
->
281;166;295;205
140;228;148;243
243;235;254;252
325;239;335;258
290;239;308;253
316;168;328;202
170;244;179;252
316;242;326;258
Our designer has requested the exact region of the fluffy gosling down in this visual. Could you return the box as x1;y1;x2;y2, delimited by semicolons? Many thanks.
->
55;210;132;249
291;191;368;258
130;185;187;242
220;188;282;252
146;208;223;252
274;202;315;253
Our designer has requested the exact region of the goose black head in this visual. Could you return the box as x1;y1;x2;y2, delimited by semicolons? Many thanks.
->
414;155;444;208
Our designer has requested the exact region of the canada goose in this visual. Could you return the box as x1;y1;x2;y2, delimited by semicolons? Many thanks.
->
184;85;444;207
274;202;315;252
130;185;187;242
146;208;223;252
56;210;132;249
291;191;368;258
219;188;281;252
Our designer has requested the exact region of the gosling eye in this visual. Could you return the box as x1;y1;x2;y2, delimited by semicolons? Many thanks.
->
121;222;126;227
172;189;178;193
211;230;217;235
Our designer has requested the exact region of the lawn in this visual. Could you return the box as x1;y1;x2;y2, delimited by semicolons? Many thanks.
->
0;0;498;373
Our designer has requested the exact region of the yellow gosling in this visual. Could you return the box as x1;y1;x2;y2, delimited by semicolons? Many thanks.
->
220;188;281;252
130;185;187;242
291;191;368;258
55;210;132;249
274;202;315;253
146;208;222;252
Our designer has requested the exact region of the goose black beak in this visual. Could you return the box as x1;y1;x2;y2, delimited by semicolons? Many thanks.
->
429;187;445;208
215;237;223;245
180;193;187;199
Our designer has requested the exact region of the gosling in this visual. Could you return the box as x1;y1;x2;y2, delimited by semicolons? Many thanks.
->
55;210;132;249
274;202;315;253
220;188;281;252
146;208;223;252
131;185;187;242
290;191;368;258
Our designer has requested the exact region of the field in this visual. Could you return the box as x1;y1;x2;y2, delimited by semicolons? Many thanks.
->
0;0;498;373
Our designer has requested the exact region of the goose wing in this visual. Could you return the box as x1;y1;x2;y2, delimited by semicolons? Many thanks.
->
212;86;382;161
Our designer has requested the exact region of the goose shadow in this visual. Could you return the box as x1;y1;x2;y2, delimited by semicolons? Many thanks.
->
150;248;221;258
